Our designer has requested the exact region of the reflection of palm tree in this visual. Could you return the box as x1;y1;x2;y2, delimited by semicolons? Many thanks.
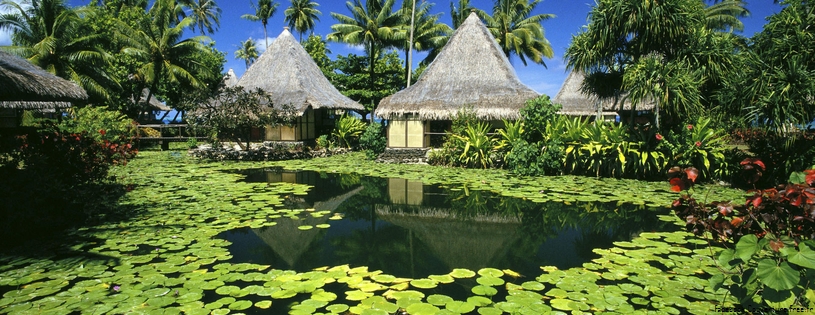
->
331;221;414;275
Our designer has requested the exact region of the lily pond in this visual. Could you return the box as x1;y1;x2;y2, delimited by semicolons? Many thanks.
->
0;151;748;315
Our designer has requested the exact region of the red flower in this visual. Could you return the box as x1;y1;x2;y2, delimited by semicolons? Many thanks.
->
655;133;663;141
687;124;693;130
99;129;106;135
695;141;701;147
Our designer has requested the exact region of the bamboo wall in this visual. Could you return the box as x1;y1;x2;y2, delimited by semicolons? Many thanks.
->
387;114;426;148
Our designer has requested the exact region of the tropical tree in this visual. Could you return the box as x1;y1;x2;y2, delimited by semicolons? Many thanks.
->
235;38;259;69
565;0;746;130
449;0;475;29
242;0;279;48
704;0;749;32
117;0;212;116
327;0;405;112
302;34;332;73
719;0;815;134
400;0;450;65
0;0;116;102
481;0;554;67
284;0;321;42
178;0;222;35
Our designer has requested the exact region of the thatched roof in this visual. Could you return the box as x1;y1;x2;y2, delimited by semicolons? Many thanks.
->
376;12;539;120
134;88;170;111
376;205;521;271
223;68;238;87
0;50;87;108
554;71;655;115
253;186;363;268
236;28;364;115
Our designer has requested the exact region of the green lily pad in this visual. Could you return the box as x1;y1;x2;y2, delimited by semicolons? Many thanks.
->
410;279;438;289
446;300;476;313
477;268;504;278
471;285;497;297
297;225;314;230
450;269;476;278
228;300;252;310
254;300;272;309
326;304;349;313
427;294;454;306
406;302;440;315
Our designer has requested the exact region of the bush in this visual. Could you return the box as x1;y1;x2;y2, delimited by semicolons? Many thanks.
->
360;122;386;160
61;106;138;144
332;115;366;148
662;117;730;180
745;131;815;187
670;163;815;310
451;121;496;169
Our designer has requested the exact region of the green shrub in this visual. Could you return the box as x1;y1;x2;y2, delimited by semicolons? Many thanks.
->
186;137;199;149
451;121;496;169
360;122;387;160
746;131;815;187
315;134;335;150
663;117;729;180
495;119;524;161
505;139;563;176
520;95;562;143
332;115;366;148
60;106;137;145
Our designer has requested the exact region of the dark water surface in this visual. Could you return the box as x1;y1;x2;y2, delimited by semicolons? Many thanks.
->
218;168;677;280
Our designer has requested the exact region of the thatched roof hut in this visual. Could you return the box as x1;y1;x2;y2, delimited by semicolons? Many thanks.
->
223;68;238;88
236;28;363;114
253;186;363;268
0;50;87;108
376;206;521;271
554;71;655;116
376;12;539;121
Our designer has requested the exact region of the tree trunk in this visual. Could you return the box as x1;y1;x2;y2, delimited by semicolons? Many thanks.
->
406;0;416;87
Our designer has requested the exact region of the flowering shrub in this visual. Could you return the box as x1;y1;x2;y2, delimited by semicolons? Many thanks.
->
670;161;815;309
663;117;730;180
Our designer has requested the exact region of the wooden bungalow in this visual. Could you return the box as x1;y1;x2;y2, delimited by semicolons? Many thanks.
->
0;50;88;127
236;28;364;142
553;71;656;123
375;12;539;148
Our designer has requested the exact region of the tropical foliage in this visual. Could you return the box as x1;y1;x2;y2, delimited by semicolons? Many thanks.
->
359;121;386;159
671;164;815;310
479;0;554;67
241;0;279;49
332;114;366;148
284;0;321;42
234;38;259;69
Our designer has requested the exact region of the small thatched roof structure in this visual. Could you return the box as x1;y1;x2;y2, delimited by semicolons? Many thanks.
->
0;50;87;109
554;71;655;115
134;88;170;111
376;12;539;120
236;28;364;115
223;68;238;88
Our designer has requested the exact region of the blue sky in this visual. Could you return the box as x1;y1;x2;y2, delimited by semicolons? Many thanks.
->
3;0;782;97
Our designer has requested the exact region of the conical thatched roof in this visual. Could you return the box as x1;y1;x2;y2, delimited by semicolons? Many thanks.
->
223;68;238;87
253;186;363;268
376;12;539;120
236;28;363;115
376;205;521;271
554;71;655;115
0;50;87;108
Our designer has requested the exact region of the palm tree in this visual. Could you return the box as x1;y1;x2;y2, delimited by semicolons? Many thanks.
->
0;0;116;102
481;0;554;67
242;0;279;48
118;0;211;112
235;38;259;69
179;0;222;35
328;0;404;112
449;0;475;29
400;0;451;84
284;0;321;42
703;0;749;32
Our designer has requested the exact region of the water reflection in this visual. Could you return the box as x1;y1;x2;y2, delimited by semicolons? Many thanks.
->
220;168;676;278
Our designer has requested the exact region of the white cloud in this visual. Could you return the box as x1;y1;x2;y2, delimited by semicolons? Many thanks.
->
254;37;276;54
345;44;365;53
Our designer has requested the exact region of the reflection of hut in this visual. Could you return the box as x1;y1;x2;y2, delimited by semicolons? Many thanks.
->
375;12;539;148
376;208;520;271
0;50;88;127
253;186;363;268
377;178;521;271
237;28;364;142
553;71;656;122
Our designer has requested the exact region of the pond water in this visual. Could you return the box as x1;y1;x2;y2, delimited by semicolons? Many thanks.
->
219;168;678;280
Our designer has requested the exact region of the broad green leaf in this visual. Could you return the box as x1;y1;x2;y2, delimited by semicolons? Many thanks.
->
446;301;476;313
735;234;760;262
789;245;815;270
763;287;795;309
756;259;799;291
